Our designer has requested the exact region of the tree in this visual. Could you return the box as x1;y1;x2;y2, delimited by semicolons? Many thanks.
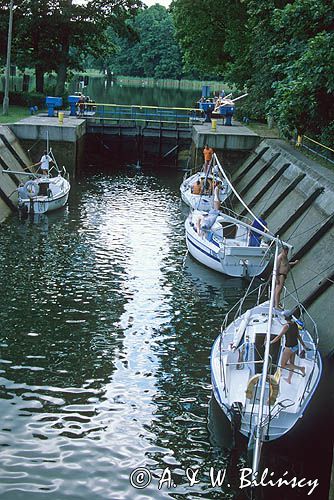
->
107;5;183;79
0;0;142;94
171;0;228;78
268;0;334;140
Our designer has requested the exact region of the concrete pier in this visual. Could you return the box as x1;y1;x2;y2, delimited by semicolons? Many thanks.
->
9;115;86;176
192;122;260;151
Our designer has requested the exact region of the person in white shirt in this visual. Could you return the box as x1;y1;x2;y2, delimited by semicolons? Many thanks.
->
37;151;53;176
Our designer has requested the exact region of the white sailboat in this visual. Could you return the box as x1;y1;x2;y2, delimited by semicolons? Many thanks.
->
180;156;232;211
185;210;278;278
3;147;70;215
184;153;292;277
210;245;322;474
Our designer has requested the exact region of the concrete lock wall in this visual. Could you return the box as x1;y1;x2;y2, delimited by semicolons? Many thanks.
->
231;139;334;355
0;125;32;223
9;116;87;177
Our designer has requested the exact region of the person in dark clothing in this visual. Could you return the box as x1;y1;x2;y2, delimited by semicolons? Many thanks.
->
270;314;308;384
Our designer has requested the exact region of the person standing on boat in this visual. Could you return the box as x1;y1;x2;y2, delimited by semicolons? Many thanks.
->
36;151;53;176
270;314;307;384
203;145;214;174
275;245;298;309
213;181;222;210
249;213;268;246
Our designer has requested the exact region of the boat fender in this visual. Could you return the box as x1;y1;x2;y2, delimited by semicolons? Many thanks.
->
25;180;39;198
47;188;53;198
245;374;279;405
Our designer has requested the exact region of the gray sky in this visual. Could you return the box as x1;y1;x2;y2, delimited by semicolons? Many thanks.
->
144;0;171;7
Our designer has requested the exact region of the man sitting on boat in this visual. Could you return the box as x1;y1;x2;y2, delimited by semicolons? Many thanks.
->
202;179;212;195
191;180;202;195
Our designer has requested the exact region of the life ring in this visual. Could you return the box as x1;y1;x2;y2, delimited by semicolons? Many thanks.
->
246;373;279;406
25;180;39;198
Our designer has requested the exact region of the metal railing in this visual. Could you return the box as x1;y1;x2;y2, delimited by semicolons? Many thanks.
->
84;102;204;128
296;134;334;166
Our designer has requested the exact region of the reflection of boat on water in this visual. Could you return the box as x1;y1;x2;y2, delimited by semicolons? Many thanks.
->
183;253;245;308
207;396;234;450
210;244;322;478
19;205;69;231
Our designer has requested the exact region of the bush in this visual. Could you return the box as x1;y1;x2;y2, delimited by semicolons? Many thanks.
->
0;91;46;108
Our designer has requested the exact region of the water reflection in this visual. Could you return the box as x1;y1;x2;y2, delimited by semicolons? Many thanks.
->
70;77;200;108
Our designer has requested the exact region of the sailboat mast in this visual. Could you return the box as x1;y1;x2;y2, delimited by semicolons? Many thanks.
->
252;242;279;480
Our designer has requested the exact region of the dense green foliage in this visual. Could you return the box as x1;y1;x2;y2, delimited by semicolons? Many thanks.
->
1;0;333;144
103;5;183;79
0;0;142;94
170;0;227;78
171;0;334;144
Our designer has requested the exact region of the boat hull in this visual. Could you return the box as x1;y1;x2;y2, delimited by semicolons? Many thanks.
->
19;177;70;214
185;217;271;278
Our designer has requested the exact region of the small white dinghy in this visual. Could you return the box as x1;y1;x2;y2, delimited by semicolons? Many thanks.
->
180;162;232;211
210;245;322;476
185;210;277;278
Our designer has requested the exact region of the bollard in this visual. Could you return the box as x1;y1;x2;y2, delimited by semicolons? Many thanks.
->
211;119;217;131
296;135;302;147
58;111;64;124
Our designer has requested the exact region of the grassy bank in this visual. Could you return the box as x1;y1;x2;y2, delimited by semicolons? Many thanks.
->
0;105;30;124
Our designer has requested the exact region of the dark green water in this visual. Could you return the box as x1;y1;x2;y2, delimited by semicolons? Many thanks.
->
0;157;332;499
